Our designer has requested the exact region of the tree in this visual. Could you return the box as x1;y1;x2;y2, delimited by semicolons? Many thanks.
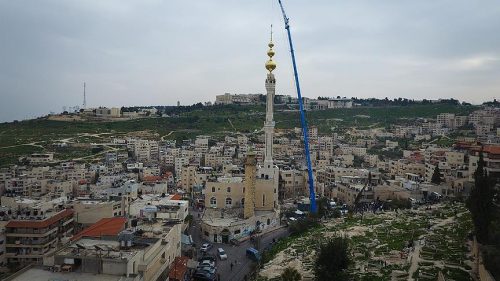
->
431;165;442;185
280;267;301;281
314;237;351;281
467;153;494;243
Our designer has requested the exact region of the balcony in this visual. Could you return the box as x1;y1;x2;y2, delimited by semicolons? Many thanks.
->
6;227;58;238
6;237;57;248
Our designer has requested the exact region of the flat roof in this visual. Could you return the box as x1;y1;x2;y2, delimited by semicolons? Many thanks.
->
6;209;73;228
9;267;128;281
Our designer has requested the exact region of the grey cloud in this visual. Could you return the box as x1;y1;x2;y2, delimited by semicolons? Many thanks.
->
0;0;499;122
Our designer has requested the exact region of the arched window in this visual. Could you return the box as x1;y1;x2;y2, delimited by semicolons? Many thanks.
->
225;197;232;207
227;186;231;193
210;197;216;206
211;187;215;192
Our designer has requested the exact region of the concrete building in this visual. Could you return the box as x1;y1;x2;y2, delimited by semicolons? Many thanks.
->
95;107;121;118
437;113;456;128
26;153;54;165
328;98;353;109
40;216;182;281
180;165;197;195
335;176;374;206
4;209;74;268
280;169;306;199
469;145;500;182
215;93;252;105
72;199;123;226
133;140;159;163
194;136;209;153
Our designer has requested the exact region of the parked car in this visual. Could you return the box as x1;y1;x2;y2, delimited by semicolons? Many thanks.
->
199;255;216;262
196;266;216;275
200;243;212;253
193;271;216;281
230;238;241;246
199;259;216;268
217;248;227;260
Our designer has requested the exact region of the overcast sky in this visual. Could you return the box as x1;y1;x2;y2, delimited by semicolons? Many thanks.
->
1;0;499;122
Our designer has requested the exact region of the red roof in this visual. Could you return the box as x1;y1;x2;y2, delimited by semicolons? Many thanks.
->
143;175;163;182
6;209;74;229
71;217;127;241
483;145;500;155
171;194;182;200
168;256;188;280
469;145;500;155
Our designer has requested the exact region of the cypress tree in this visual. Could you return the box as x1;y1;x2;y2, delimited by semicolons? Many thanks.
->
467;152;494;243
431;165;442;185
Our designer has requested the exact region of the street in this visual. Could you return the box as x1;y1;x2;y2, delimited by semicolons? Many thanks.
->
189;208;289;281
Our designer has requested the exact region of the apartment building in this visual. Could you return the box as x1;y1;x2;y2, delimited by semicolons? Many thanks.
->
180;165;197;194
72;199;123;226
280;169;306;199
469;145;500;182
134;140;159;163
4;209;74;267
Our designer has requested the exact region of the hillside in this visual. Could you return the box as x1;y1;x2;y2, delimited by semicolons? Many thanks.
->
0;103;478;167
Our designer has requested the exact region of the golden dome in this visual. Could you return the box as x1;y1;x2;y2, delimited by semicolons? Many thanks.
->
265;25;276;73
266;44;276;72
265;59;276;72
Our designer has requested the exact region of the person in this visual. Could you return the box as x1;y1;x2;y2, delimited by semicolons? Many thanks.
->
230;262;233;271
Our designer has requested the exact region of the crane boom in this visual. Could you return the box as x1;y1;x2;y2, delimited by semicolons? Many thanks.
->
277;0;317;213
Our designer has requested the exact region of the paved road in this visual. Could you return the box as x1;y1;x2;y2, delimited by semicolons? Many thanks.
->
188;208;289;281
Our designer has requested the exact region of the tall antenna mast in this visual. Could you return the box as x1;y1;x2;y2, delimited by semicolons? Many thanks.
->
83;82;87;109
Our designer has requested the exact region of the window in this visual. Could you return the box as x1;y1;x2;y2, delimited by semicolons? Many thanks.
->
204;231;209;236
226;197;232;206
262;194;266;206
210;197;217;206
267;219;270;225
234;229;241;234
227;186;231;192
212;187;215;192
241;198;245;206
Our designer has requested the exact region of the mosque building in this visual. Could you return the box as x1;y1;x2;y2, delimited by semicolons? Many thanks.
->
200;34;281;244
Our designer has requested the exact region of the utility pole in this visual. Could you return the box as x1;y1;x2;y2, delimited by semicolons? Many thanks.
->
83;82;87;109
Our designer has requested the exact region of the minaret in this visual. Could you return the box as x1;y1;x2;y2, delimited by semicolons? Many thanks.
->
244;151;257;219
264;28;276;170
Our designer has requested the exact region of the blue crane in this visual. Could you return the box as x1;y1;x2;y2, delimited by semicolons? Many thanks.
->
277;0;317;213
